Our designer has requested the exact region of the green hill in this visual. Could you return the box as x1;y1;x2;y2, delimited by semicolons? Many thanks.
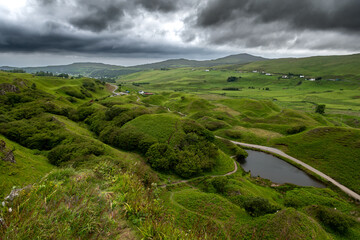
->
242;54;360;80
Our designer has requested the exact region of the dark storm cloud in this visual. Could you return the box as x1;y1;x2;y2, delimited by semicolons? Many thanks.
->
69;3;125;32
197;0;360;32
32;0;181;32
0;20;212;57
136;0;179;12
0;0;359;61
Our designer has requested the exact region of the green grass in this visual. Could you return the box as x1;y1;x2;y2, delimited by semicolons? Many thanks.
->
0;135;54;199
122;113;180;142
242;53;360;80
173;188;248;221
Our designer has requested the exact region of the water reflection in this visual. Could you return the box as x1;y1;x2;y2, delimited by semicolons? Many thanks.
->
240;150;325;188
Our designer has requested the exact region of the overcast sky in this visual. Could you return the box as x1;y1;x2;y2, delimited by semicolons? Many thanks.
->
0;0;359;67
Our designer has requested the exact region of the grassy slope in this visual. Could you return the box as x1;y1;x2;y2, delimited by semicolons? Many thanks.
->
242;54;360;80
0;135;54;199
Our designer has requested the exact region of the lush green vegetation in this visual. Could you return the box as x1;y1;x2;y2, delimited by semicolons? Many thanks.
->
1;67;359;240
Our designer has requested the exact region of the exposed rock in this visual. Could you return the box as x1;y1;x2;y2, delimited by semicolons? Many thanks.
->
4;186;30;202
0;140;5;151
0;83;19;94
3;150;15;163
0;140;16;163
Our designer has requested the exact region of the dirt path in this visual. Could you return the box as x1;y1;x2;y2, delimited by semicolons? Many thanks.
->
218;137;360;201
107;84;121;96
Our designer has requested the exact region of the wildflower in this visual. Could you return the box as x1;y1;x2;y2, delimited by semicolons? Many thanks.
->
1;201;5;207
8;207;12;213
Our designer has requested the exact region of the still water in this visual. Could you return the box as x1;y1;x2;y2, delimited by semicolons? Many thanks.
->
241;150;325;187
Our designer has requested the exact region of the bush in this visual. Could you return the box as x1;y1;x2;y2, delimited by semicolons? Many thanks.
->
48;140;104;166
61;87;85;99
315;104;326;114
227;76;239;82
175;150;202;178
224;129;242;139
146;143;176;171
243;197;278;217
211;176;229;193
105;106;128;121
138;136;157;154
181;119;214;141
312;206;355;234
286;125;306;135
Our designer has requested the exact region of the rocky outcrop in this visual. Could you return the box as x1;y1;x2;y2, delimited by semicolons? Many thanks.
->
0;140;16;163
0;83;19;95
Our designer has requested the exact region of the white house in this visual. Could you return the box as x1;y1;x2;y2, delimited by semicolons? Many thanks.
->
138;90;144;95
300;75;305;78
282;75;289;79
309;78;316;81
205;69;210;72
265;73;272;76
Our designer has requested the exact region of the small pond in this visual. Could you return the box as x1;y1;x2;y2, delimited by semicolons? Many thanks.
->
240;150;325;188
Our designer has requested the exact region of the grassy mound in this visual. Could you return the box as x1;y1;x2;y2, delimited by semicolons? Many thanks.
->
122;113;180;142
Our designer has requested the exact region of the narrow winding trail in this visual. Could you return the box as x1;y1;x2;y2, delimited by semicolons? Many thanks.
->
159;159;237;188
221;137;360;201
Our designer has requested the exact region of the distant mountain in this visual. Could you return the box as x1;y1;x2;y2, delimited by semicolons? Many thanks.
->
0;53;266;78
136;53;266;69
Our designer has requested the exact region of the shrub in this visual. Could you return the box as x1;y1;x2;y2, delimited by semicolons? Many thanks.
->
243;196;278;217
224;129;242;139
48;140;104;166
315;104;326;114
181;119;214;141
227;76;239;82
286;125;306;135
146;143;176;171
312;206;355;234
175;150;202;178
211;176;229;193
61;87;85;99
138;136;157;154
105;106;128;121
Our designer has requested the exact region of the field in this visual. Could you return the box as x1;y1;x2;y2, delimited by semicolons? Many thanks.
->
120;68;360;113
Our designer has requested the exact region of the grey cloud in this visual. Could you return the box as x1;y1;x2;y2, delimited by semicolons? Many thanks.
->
197;0;360;33
136;0;179;12
0;20;215;57
69;3;125;32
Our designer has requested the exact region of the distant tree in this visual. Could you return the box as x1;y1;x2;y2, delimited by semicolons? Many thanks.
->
31;83;37;89
315;104;326;114
227;76;238;82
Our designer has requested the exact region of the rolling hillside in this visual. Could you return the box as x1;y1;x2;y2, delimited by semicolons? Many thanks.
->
0;53;266;78
242;54;360;80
